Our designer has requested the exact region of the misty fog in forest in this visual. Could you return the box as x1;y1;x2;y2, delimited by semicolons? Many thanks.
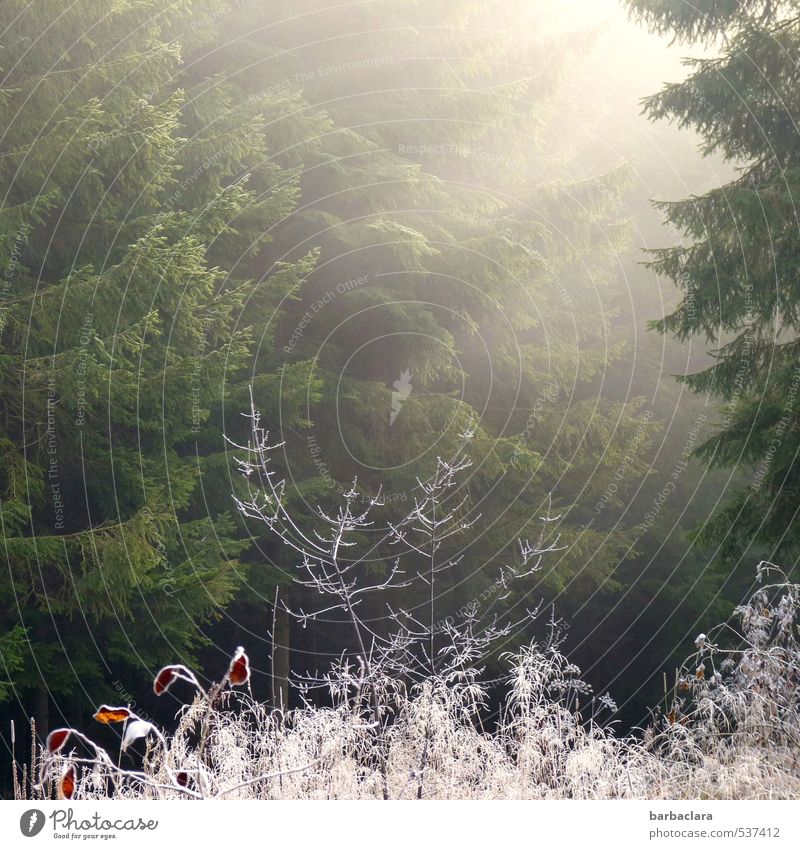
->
1;0;798;803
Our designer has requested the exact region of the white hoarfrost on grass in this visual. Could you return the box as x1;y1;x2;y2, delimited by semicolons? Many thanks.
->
16;564;800;800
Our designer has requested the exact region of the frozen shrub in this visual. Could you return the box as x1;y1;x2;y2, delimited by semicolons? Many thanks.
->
15;583;800;800
646;561;800;796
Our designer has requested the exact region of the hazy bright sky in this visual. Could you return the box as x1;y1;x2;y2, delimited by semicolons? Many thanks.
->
547;1;729;203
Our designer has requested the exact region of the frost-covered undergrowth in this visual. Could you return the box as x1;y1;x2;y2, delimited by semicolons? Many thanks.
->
19;564;800;801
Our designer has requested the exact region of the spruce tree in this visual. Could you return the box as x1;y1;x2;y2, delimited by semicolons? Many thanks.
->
627;0;800;560
0;0;312;726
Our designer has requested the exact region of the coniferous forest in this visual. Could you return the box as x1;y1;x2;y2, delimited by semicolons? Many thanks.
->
0;0;799;804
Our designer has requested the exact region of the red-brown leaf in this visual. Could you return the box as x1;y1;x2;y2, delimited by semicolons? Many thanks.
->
175;771;189;787
153;666;179;696
59;764;76;800
46;728;71;754
227;647;250;687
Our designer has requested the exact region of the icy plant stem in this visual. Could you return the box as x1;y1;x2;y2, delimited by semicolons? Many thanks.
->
331;525;389;799
195;680;225;796
429;483;437;675
416;695;433;800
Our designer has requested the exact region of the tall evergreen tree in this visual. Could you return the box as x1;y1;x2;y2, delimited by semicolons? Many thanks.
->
627;0;800;563
0;0;313;728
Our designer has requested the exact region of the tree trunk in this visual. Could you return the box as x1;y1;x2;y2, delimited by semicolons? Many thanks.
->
33;686;49;741
272;607;290;710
